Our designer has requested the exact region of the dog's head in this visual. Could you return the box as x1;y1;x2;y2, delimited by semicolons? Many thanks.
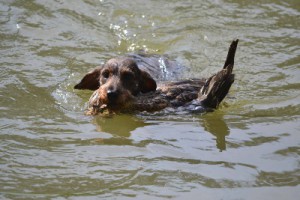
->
74;57;157;110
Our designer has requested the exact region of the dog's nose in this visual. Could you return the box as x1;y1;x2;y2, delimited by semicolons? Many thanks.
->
107;89;118;101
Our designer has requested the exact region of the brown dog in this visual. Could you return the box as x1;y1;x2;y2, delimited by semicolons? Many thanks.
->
75;57;157;110
75;40;239;115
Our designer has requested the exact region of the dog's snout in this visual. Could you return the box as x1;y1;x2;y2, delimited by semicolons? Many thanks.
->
107;89;118;101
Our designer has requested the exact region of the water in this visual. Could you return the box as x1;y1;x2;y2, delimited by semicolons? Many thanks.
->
1;0;299;199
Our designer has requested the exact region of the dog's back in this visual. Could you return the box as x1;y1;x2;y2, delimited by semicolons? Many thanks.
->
128;53;184;81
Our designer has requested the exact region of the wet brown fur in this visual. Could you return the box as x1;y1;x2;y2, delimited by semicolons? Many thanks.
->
75;57;157;112
75;40;239;115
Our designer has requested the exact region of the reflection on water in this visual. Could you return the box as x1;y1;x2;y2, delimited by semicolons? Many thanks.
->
1;0;300;199
93;115;147;137
91;115;148;146
202;112;230;151
93;112;231;152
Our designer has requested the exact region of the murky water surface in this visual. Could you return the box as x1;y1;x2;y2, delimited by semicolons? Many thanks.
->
1;0;299;199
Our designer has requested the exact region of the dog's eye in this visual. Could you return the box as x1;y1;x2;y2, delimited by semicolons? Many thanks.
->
102;71;109;79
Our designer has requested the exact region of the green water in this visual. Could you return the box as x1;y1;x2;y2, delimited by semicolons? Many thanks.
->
0;0;299;199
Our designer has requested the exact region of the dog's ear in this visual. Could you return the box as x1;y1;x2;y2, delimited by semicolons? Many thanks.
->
139;70;157;93
74;66;102;90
